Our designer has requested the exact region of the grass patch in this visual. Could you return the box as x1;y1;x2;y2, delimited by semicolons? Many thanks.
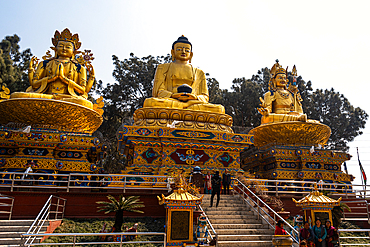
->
42;217;165;247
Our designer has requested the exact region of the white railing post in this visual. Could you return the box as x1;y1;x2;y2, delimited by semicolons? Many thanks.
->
67;174;71;192
11;173;15;192
275;181;278;197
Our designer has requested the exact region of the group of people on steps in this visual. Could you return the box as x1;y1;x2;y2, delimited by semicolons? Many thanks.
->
275;218;338;247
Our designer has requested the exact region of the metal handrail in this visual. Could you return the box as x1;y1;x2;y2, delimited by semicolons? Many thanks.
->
198;204;218;247
21;232;166;246
0;193;14;220
24;195;67;246
233;178;299;244
337;229;370;246
341;200;370;223
0;172;170;193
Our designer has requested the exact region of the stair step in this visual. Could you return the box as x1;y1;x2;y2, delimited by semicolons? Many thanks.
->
206;210;254;216
213;223;270;229
0;238;22;245
202;201;245;207
217;240;273;247
216;229;273;235
207;215;257;220
204;207;249;211
217;234;273;241
210;218;262;224
0;226;30;232
0;220;34;226
0;232;23;238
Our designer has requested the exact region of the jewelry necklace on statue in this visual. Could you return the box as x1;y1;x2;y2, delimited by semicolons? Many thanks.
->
277;90;290;99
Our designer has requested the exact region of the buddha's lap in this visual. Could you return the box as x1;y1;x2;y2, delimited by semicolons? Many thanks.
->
143;97;224;113
9;92;93;109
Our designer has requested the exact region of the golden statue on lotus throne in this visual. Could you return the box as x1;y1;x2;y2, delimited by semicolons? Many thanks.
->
0;28;103;133
258;60;307;124
251;60;331;147
11;28;95;109
135;36;233;132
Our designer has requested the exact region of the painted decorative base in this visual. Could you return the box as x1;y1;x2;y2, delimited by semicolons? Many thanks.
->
242;144;353;183
134;108;233;133
0;126;104;174
118;125;253;177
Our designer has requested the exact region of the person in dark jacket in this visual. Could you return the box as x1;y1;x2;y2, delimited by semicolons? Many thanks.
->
300;221;314;246
210;171;221;207
222;170;231;195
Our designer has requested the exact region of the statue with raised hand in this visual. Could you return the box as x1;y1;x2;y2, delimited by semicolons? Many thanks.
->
258;60;308;124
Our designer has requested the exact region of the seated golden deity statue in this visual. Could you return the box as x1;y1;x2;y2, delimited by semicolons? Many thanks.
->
258;61;307;124
143;36;224;114
10;28;94;109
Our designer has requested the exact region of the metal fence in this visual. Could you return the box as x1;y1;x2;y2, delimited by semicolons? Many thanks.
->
0;193;14;220
23;195;67;246
338;229;370;246
231;178;357;198
234;178;299;244
0;172;169;193
21;232;167;246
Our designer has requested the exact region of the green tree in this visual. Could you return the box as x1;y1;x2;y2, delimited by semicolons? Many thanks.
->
96;195;144;232
0;34;32;92
227;78;263;128
250;67;270;93
304;88;368;151
95;54;171;172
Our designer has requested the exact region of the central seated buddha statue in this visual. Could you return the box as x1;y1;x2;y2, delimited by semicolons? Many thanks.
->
10;28;95;109
143;36;224;114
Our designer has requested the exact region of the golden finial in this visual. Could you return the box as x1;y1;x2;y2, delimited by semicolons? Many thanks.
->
292;65;297;77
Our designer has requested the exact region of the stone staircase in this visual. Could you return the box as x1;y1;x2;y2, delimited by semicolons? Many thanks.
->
202;194;274;247
0;219;47;247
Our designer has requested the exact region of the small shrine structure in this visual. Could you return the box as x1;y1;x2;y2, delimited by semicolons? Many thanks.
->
158;180;203;246
293;187;341;225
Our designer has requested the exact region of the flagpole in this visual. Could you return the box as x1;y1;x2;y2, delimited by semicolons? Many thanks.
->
357;147;366;198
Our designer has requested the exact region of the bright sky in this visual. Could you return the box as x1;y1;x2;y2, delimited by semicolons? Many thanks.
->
1;0;370;186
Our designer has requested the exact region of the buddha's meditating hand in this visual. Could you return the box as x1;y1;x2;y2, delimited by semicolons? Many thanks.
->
11;28;95;109
143;36;225;114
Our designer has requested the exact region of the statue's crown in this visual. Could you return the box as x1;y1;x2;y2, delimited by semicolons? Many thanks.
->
270;60;286;78
52;28;81;50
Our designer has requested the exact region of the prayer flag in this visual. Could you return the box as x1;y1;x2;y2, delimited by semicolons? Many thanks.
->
357;148;367;185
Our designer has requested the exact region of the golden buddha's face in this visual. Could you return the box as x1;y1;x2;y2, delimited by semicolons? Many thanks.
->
172;43;193;62
274;73;288;87
56;41;74;58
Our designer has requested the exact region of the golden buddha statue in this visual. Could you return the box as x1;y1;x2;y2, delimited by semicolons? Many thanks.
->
258;61;307;124
143;36;224;114
10;28;94;109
